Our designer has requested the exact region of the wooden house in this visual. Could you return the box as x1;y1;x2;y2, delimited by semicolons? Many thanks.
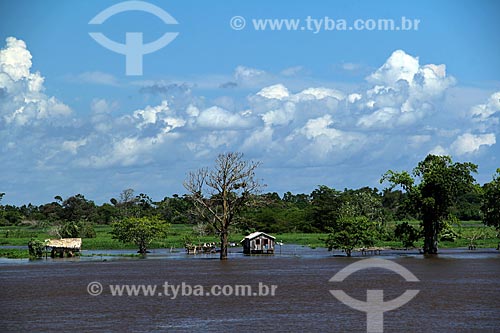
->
241;232;275;254
45;238;82;257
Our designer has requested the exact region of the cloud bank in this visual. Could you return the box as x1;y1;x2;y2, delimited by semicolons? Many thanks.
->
1;37;498;203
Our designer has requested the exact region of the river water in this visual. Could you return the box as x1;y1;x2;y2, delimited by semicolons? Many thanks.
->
0;246;499;332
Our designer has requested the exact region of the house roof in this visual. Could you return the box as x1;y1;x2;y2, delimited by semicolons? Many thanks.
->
45;238;82;249
242;231;276;241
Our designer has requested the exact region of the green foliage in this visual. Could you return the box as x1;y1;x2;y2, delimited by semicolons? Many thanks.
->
181;233;195;247
28;238;45;259
439;215;461;242
0;156;494;258
95;203;120;224
282;191;311;209
482;169;500;230
325;216;377;256
0;194;23;226
1;219;499;260
310;186;343;232
340;187;387;225
60;194;97;222
382;189;416;220
49;221;96;238
415;155;477;216
0;206;23;226
79;221;97;238
111;216;169;254
110;189;160;219
242;186;394;234
59;221;80;238
381;170;415;192
381;154;478;254
450;190;483;221
239;193;311;233
394;221;421;249
3;228;38;239
0;248;29;259
157;195;192;224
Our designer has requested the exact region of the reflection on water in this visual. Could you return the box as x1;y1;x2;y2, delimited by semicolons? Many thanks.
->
0;246;498;332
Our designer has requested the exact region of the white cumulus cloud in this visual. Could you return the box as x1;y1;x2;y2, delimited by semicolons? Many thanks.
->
2;40;498;204
356;50;455;129
256;84;290;100
76;71;119;86
367;49;420;85
450;133;496;155
196;106;254;129
0;37;32;81
470;91;500;127
0;37;72;126
132;100;187;132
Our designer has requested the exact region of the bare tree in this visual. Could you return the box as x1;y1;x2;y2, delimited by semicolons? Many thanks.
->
119;188;136;204
184;152;263;260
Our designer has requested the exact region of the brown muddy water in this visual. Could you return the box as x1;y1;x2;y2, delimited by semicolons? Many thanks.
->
0;247;499;332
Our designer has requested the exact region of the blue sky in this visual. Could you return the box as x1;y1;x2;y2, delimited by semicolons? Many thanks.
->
0;0;499;205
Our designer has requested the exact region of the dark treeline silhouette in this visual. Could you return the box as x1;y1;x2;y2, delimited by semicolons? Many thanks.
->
0;186;485;234
3;155;498;257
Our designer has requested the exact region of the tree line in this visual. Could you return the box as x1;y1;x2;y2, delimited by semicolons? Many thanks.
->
1;153;500;259
0;178;488;232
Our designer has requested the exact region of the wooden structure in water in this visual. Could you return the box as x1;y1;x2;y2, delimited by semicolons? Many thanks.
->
45;238;82;258
185;242;217;255
358;247;384;255
241;232;275;254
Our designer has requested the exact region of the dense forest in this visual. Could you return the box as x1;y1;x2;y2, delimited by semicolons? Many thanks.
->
1;154;499;257
0;184;490;233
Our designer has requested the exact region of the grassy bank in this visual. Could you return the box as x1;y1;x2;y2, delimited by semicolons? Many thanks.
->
0;221;498;259
0;248;28;259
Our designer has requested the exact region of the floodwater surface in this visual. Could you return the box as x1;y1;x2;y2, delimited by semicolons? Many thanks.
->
0;247;499;332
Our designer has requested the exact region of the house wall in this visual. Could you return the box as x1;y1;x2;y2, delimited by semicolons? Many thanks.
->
244;235;275;254
251;236;274;250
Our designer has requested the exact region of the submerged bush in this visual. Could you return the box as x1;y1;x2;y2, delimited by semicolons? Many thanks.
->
28;238;45;259
394;221;421;249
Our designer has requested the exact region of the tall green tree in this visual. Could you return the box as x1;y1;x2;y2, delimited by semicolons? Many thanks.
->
381;154;477;254
394;221;421;249
482;168;500;230
95;203;120;224
282;192;310;209
111;189;139;218
184;152;262;260
239;192;311;233
0;194;23;226
325;216;377;256
157;194;192;224
111;216;169;254
61;194;97;222
450;191;482;221
310;185;343;232
341;187;386;225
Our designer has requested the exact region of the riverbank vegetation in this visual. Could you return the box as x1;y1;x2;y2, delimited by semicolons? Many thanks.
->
0;220;497;259
0;154;499;259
